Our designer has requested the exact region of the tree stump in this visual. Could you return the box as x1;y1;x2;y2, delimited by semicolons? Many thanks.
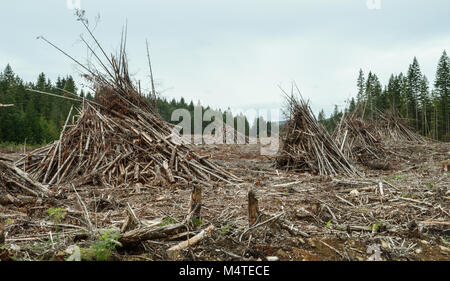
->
189;185;202;221
248;190;259;226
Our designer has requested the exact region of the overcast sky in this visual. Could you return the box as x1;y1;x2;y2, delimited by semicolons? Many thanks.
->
1;0;449;119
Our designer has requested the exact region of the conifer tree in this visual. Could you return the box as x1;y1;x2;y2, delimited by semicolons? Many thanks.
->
434;50;450;140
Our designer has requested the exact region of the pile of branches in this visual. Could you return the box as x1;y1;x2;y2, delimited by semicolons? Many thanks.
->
0;160;50;197
17;12;238;187
375;110;426;143
333;113;389;169
276;93;359;176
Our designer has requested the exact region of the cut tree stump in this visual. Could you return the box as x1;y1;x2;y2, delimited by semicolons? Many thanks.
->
188;185;202;221
0;222;4;244
248;190;260;226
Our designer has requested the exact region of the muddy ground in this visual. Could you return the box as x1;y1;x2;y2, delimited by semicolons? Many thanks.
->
0;140;449;261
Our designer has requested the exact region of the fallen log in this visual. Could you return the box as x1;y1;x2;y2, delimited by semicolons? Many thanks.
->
0;154;13;162
119;223;187;246
0;160;50;197
167;224;214;259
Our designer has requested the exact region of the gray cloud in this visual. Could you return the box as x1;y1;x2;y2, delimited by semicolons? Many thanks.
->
1;0;449;118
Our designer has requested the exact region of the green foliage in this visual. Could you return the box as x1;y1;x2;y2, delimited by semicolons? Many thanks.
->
159;217;177;227
155;95;252;136
46;208;66;231
0;64;254;145
220;223;231;235
192;217;203;227
401;193;422;199
81;229;121;261
371;221;383;233
317;50;450;142
0;142;42;151
0;65;80;145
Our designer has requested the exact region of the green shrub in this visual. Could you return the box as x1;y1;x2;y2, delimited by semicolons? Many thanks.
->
46;208;66;231
81;229;121;261
158;217;177;227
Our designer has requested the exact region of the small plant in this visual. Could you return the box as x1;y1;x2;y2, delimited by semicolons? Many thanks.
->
326;220;332;229
46;208;66;231
402;193;421;199
426;182;435;189
372;221;383;233
220;223;231;235
5;219;14;226
81;229;121;261
192;217;203;227
159;217;177;227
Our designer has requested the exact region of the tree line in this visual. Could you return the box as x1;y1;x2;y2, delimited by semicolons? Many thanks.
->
156;96;276;137
0;65;83;144
0;64;270;145
318;50;450;141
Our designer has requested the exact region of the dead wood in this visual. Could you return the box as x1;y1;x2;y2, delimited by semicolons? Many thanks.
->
0;160;50;197
18;27;240;187
333;112;390;168
375;110;426;143
188;185;202;221
119;223;187;246
167;224;214;259
276;89;359;177
248;190;259;226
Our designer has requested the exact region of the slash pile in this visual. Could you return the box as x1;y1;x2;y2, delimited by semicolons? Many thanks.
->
0;160;50;197
19;101;238;187
333;113;389;169
276;94;359;176
17;17;238;187
375;110;426;143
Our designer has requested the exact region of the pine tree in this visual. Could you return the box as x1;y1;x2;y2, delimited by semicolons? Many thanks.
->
356;69;365;108
419;75;431;136
406;57;422;130
434;50;450;140
348;98;356;113
318;109;326;124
